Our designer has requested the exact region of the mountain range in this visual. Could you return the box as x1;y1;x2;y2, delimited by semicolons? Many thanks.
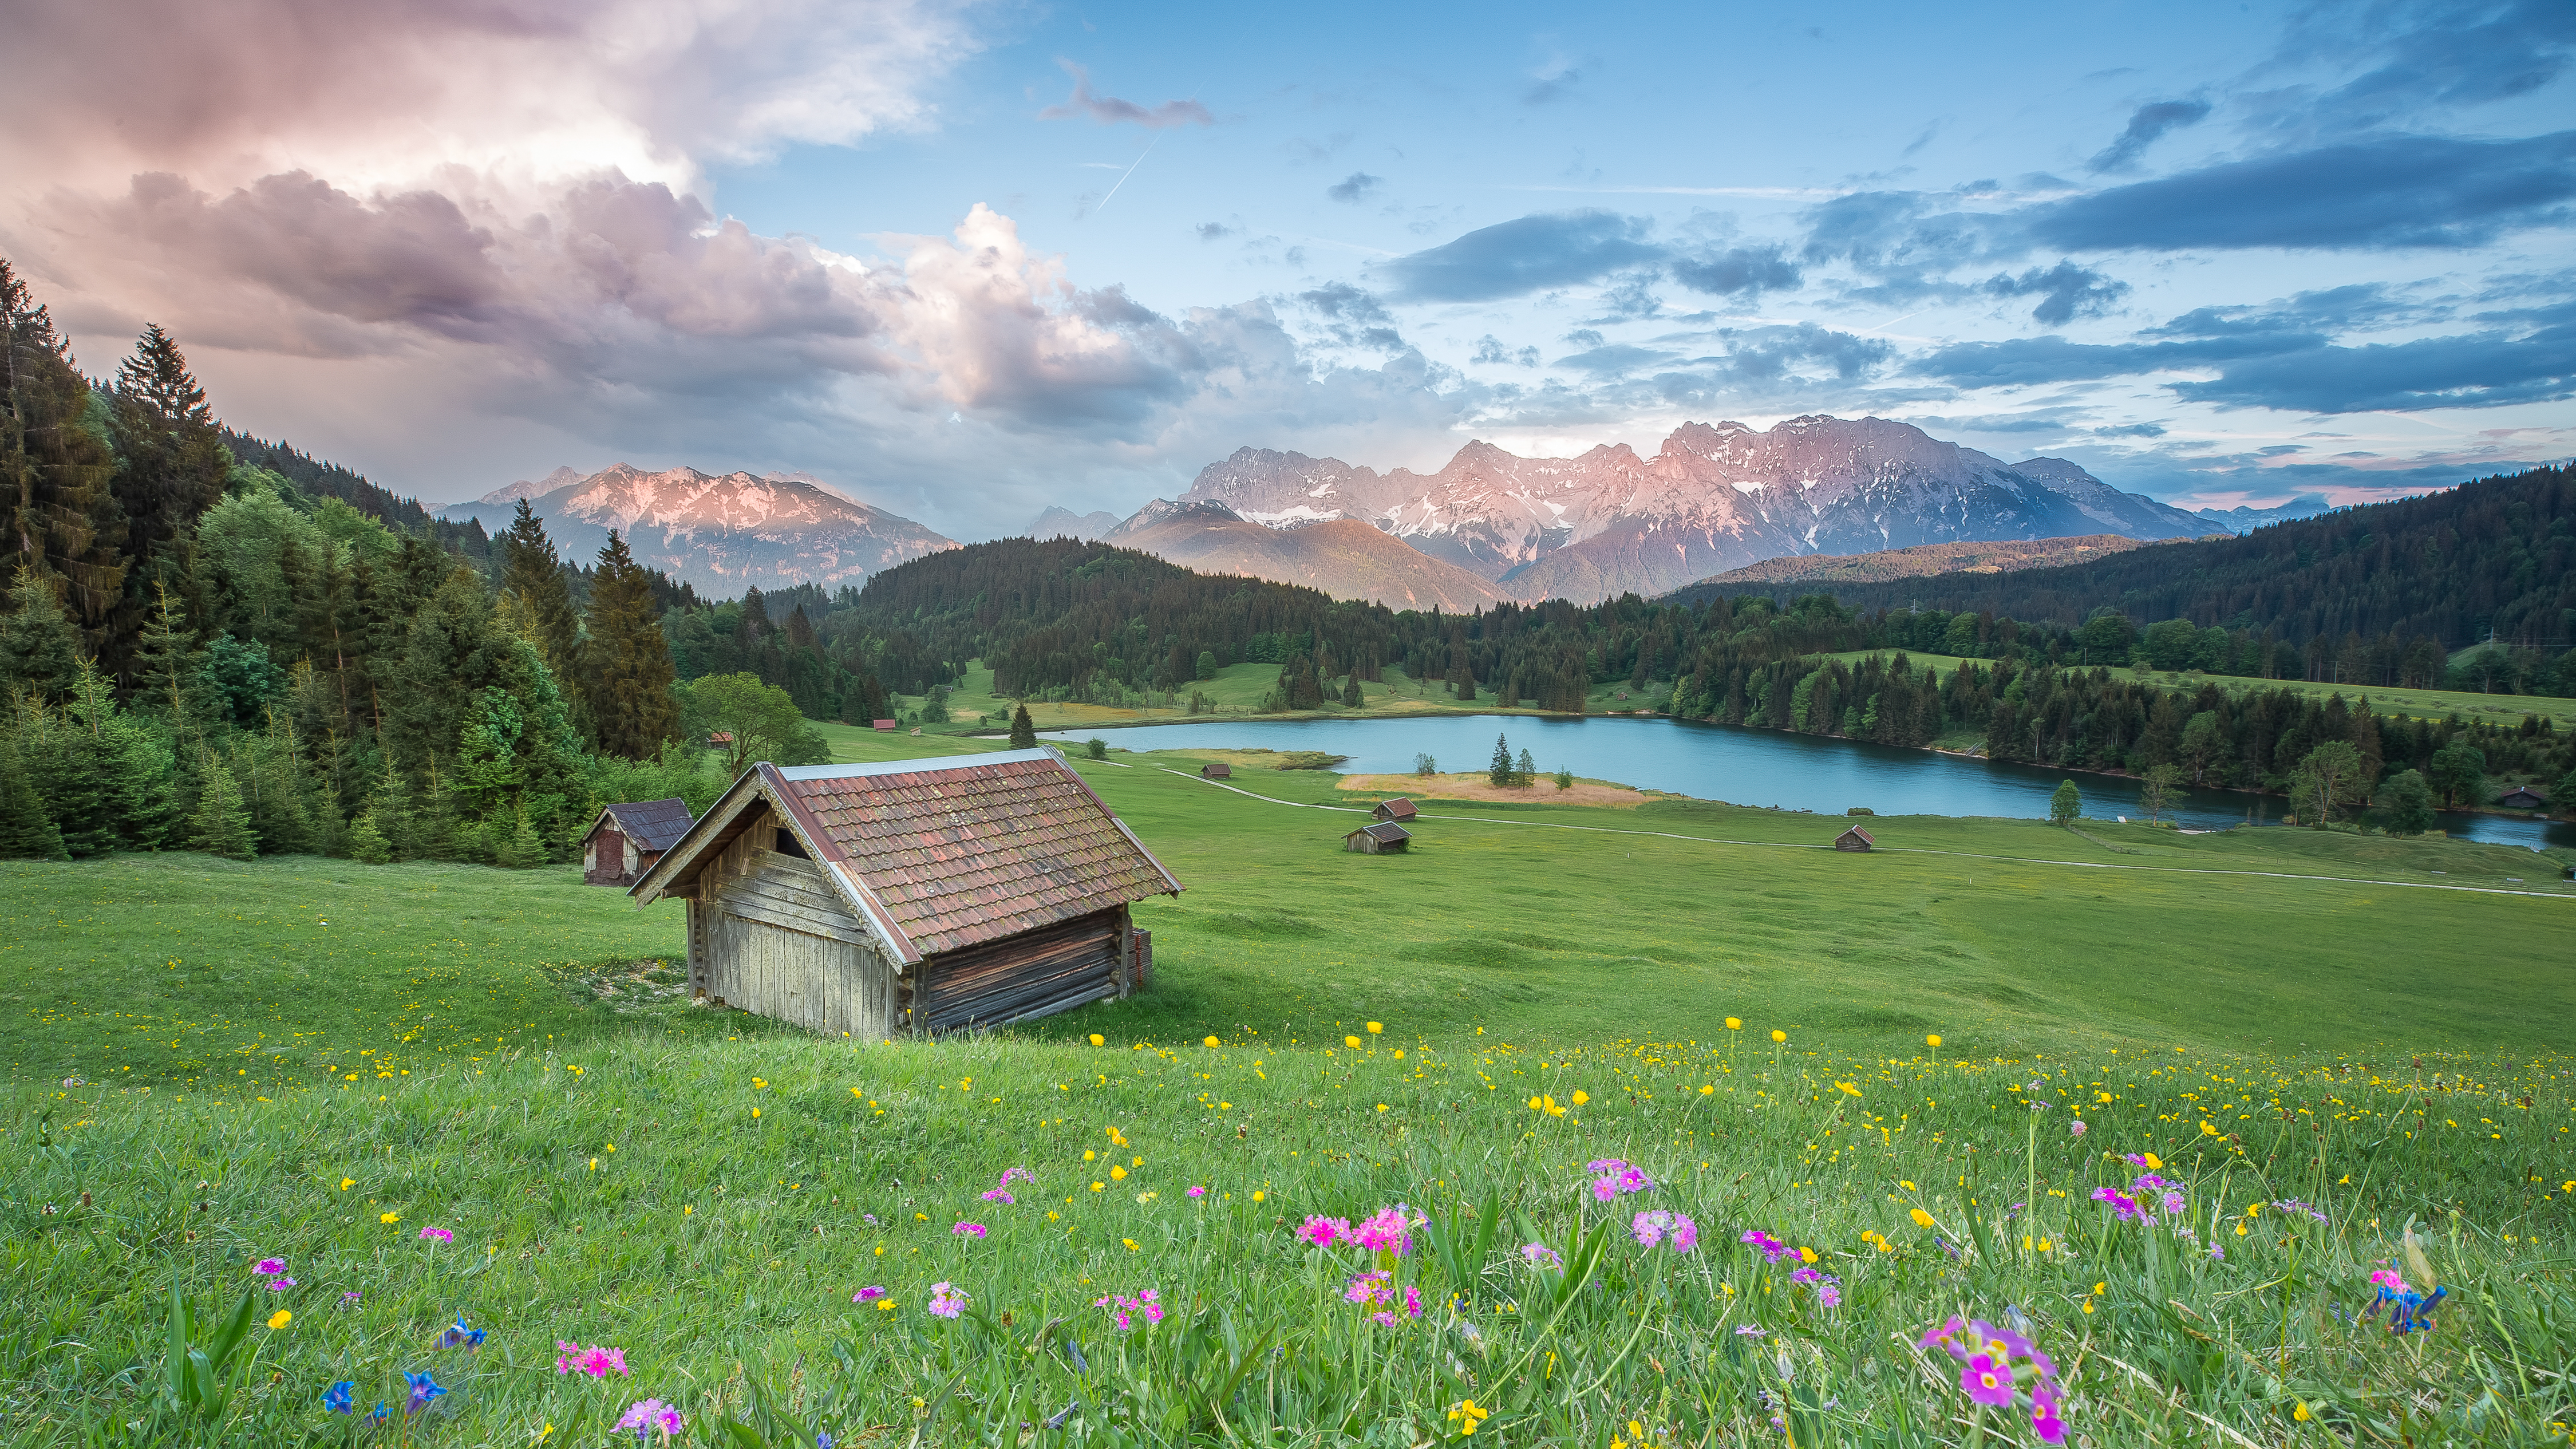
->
1132;416;2220;605
442;465;956;593
1109;502;1514;611
1690;534;2148;589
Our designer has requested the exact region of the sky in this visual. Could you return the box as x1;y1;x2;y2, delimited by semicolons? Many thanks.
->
3;0;2571;540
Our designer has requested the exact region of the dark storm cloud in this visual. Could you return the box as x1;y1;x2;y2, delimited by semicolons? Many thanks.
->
2086;100;2212;173
1380;211;1664;302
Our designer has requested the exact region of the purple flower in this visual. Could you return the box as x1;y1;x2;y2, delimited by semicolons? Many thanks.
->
928;1282;968;1318
2161;1191;2187;1215
2068;1119;2086;1137
978;1189;1015;1204
1297;1215;1349;1247
854;1286;886;1303
404;1371;446;1414
1739;1229;1796;1263
1348;1207;1413;1254
1633;1210;1696;1252
1961;1353;2014;1407
616;1399;684;1442
556;1341;630;1378
266;1275;296;1291
1919;1314;1967;1359
2031;1384;2068;1444
418;1227;454;1243
1519;1242;1562;1269
2131;1174;2167;1191
439;1316;485;1349
1734;1324;1766;1336
252;1257;286;1277
1818;1283;1842;1308
953;1222;987;1239
341;1291;362;1304
1187;1186;1207;1198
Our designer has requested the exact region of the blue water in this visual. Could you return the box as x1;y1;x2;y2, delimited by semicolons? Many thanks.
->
1044;714;2573;851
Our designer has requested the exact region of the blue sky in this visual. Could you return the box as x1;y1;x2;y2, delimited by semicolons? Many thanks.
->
6;0;2570;536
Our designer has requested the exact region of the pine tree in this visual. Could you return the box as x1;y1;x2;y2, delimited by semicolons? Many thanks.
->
0;734;65;859
188;762;258;859
1488;732;1513;788
0;564;81;698
1009;703;1037;748
1515;747;1536;787
498;500;583;678
1342;672;1363;708
580;532;681;759
131;578;202;721
493;806;546;868
1;262;128;660
346;808;392;863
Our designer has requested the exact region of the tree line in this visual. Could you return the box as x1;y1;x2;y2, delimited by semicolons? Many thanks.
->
0;259;839;865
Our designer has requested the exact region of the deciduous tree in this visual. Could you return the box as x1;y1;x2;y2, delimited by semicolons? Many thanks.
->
2049;778;2080;826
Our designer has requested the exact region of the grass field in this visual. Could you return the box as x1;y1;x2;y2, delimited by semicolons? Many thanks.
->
889;661;1666;736
6;732;2574;1444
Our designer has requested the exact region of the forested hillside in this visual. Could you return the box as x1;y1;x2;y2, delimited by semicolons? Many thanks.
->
0;259;844;867
1677;464;2575;689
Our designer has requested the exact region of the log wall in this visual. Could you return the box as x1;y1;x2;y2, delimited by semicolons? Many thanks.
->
912;905;1127;1033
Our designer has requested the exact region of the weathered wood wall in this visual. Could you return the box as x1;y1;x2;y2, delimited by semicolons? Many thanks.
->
912;905;1127;1033
696;806;896;1040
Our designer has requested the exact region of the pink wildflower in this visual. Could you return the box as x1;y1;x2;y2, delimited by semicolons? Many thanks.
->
853;1286;885;1303
928;1282;968;1318
2068;1119;2087;1137
253;1257;287;1277
2161;1190;2187;1215
1520;1242;1563;1269
616;1399;683;1442
1962;1353;2015;1407
1298;1215;1349;1247
555;1341;630;1378
953;1222;987;1239
978;1189;1014;1204
1634;1210;1697;1252
1187;1185;1207;1198
418;1227;455;1243
1349;1206;1413;1254
266;1275;296;1290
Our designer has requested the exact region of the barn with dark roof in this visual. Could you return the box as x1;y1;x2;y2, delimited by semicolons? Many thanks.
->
629;749;1180;1039
582;797;695;887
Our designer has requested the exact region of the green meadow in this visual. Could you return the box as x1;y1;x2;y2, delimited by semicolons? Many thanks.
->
5;731;2574;1445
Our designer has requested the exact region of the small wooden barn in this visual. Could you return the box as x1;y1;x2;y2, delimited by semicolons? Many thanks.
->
582;797;695;887
1372;797;1418;823
1834;824;1876;852
1345;822;1411;854
629;749;1182;1039
2499;785;2546;810
1200;762;1232;779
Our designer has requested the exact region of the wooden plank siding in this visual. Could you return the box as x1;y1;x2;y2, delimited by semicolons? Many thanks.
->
696;807;896;1040
913;905;1125;1033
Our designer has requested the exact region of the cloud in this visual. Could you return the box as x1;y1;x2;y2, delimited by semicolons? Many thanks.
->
1669;243;1801;298
1472;334;1540;366
2086;99;2212;173
2168;327;2576;412
1554;344;1674;376
1982;260;2131;326
1380;211;1662;302
1524;63;1583;106
2268;0;2576;136
1326;172;1382;203
1195;221;1237;241
2029;131;2576;251
1036;61;1212;129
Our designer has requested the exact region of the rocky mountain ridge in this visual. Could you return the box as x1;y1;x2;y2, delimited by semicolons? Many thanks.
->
1147;416;2219;603
443;464;955;593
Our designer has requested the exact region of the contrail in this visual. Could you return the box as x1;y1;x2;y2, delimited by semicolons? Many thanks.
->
1093;132;1161;214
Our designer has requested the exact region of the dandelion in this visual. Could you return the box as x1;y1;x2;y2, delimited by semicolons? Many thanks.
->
1725;1018;1741;1030
929;1282;969;1318
267;1309;292;1330
1927;1033;1942;1048
1110;1166;1127;1181
615;1399;683;1443
1203;1036;1220;1048
1570;1090;1589;1105
420;1227;455;1243
1771;1030;1786;1043
1366;1022;1382;1034
1346;1035;1363;1049
1088;1033;1105;1046
322;1381;354;1415
953;1222;987;1239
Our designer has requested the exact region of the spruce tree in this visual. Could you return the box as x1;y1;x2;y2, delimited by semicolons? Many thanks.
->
102;323;227;672
1342;672;1363;708
346;809;392;863
131;579;202;721
0;735;65;859
0;564;80;698
498;500;583;677
1515;747;1536;787
580;531;681;759
1488;732;1513;788
1009;703;1037;748
493;806;546;868
188;763;258;859
1;262;128;660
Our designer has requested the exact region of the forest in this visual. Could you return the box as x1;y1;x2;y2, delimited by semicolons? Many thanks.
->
0;261;856;866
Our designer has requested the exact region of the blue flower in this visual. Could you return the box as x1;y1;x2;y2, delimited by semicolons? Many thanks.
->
817;1434;835;1449
405;1370;447;1412
440;1315;486;1349
321;1381;354;1415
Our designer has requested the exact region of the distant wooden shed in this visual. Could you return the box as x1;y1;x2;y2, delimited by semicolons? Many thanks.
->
1372;797;1418;822
630;749;1182;1039
2499;785;2546;810
582;797;694;887
1834;824;1876;852
1200;762;1232;779
1346;822;1411;854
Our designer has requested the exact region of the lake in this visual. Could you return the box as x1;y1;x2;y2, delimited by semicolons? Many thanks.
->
1044;713;2573;851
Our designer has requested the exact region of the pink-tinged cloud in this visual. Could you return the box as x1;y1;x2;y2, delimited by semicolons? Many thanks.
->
1038;62;1214;129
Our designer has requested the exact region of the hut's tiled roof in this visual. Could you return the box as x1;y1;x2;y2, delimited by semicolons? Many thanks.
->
602;797;694;852
771;752;1180;958
1352;822;1411;843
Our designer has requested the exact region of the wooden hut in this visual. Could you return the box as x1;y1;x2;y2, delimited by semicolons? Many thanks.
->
1372;797;1418;823
581;797;695;886
1834;824;1876;852
2499;785;2546;810
1200;762;1232;779
629;749;1181;1039
1345;822;1411;854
